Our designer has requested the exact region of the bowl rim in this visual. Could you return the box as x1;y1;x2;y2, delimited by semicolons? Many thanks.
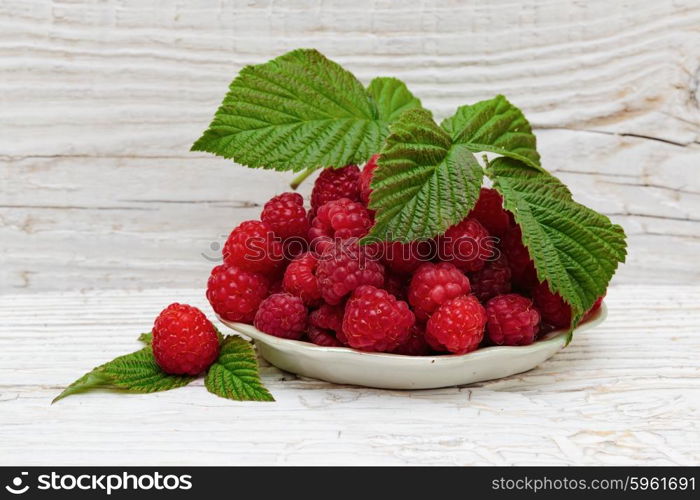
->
219;302;607;362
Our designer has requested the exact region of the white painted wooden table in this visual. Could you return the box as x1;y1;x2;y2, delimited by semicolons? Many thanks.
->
1;285;697;466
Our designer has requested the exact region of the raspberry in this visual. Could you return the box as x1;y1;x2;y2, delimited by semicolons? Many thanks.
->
342;285;415;352
254;293;307;339
500;225;538;292
223;220;284;277
408;262;471;322
383;271;409;302
468;188;510;237
426;295;487;354
390;323;431;356
359;154;379;205
309;303;345;334
261;192;310;241
207;264;269;323
532;281;571;329
583;295;605;321
437;217;492;272
282;252;321;306
382;239;434;275
310;165;360;213
307;325;344;347
152;303;220;375
485;294;540;346
469;254;512;303
308;198;373;242
315;239;385;305
268;279;284;295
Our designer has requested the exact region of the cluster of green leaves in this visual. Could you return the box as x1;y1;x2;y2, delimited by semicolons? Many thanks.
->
54;333;273;404
194;48;627;336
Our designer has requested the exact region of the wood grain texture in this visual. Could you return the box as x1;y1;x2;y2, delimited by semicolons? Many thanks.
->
1;0;699;292
0;285;697;466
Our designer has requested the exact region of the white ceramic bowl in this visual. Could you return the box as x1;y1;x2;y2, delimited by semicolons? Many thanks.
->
219;304;607;390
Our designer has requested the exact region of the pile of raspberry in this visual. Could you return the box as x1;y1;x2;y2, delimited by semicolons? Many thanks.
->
206;156;604;355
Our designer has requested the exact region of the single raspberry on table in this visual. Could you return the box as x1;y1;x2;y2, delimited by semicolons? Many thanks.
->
308;198;373;242
382;239;435;275
358;154;380;205
223;220;284;277
207;264;269;323
152;303;220;375
309;302;345;334
437;217;493;272
408;262;471;322
310;165;360;213
306;325;344;347
390;323;431;356
485;293;540;346
531;281;571;329
342;285;415;352
260;192;310;241
426;295;487;354
469;254;512;303
254;293;307;340
315;239;385;305
500;225;538;292
468;188;511;237
282;252;321;306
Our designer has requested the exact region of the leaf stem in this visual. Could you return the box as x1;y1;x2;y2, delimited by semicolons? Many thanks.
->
290;167;317;190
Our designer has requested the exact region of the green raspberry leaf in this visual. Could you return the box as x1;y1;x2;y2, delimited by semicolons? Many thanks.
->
138;332;152;344
441;95;542;169
53;347;195;403
363;109;483;242
205;336;274;402
192;49;421;172
486;157;627;339
367;77;423;124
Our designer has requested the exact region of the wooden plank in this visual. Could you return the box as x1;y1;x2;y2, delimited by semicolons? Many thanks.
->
0;0;698;290
0;285;697;465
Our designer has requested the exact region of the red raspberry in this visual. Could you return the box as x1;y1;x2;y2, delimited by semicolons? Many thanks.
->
307;325;344;347
359;154;380;205
383;271;409;302
485;294;540;346
315;239;385;305
408;262;471;322
583;295;605;321
426;295;486;354
207;264;269;323
468;188;510;237
532;281;571;329
223;220;284;277
438;217;493;272
308;198;373;242
382;239;434;275
254;293;307;339
310;165;360;213
469;254;512;303
282;252;321;306
342;285;415;352
261;192;310;241
390;323;431;356
500;225;538;292
309;303;345;334
152;303;220;375
268;279;284;295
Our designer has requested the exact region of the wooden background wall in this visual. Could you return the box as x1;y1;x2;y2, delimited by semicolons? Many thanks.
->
1;0;699;293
